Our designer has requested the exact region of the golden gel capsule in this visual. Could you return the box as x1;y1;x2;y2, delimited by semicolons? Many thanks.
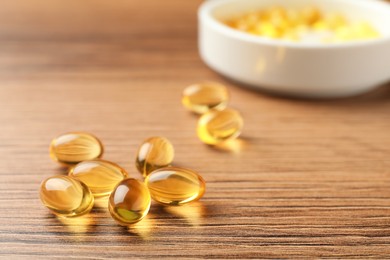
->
182;82;229;114
145;167;206;206
135;136;174;177
40;175;94;217
49;132;103;166
109;178;151;225
69;159;128;197
197;108;243;145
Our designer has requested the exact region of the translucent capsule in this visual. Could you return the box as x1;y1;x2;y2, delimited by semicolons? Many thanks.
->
145;167;206;206
49;132;103;166
108;178;151;225
182;82;229;114
135;137;174;177
197;108;244;145
69;159;128;197
40;175;94;217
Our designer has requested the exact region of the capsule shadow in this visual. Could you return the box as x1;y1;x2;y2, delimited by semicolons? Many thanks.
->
151;201;208;227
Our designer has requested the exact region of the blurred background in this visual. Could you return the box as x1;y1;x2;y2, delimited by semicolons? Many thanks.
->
0;0;202;80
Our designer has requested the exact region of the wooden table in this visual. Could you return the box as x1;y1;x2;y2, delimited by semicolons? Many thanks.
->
1;0;390;258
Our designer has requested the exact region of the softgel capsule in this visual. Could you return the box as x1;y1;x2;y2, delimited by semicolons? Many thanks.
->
182;82;229;114
40;175;94;217
197;108;243;145
135;136;174;177
145;167;206;206
69;159;128;197
49;132;103;166
108;178;151;225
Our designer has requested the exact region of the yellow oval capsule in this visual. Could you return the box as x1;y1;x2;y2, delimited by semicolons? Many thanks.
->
182;82;229;114
108;178;151;225
145;167;206;206
49;132;104;166
40;175;94;217
197;108;244;145
69;159;128;197
135;137;174;177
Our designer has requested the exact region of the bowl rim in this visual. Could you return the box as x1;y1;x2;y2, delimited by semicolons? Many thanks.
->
198;0;390;49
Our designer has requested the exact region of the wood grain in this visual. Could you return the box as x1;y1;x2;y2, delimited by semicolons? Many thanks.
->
1;0;390;258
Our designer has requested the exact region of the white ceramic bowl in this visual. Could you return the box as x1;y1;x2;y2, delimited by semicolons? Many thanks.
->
199;0;390;98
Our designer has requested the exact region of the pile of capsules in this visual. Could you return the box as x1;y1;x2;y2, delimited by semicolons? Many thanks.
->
39;82;241;226
224;6;380;43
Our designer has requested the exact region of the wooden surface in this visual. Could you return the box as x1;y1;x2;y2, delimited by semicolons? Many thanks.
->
1;0;390;258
